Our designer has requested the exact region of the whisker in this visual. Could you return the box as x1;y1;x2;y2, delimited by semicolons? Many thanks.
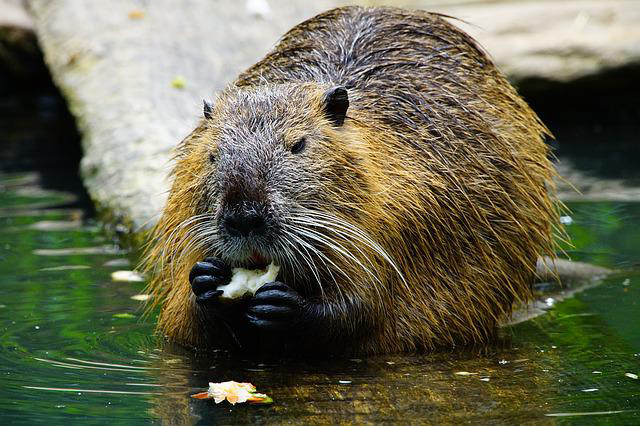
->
289;216;379;272
283;230;325;299
283;226;341;298
165;215;217;285
289;223;384;304
284;224;354;306
161;214;213;265
290;209;409;290
290;224;381;284
277;233;303;286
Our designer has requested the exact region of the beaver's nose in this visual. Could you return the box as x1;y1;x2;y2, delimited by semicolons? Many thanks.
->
223;203;267;237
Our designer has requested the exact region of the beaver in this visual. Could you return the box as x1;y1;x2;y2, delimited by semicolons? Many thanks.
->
143;6;560;356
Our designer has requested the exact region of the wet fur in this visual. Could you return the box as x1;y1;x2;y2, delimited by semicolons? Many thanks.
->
143;6;560;355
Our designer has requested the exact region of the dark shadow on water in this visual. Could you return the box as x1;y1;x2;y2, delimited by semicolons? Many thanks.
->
0;87;92;213
520;64;640;186
519;63;640;128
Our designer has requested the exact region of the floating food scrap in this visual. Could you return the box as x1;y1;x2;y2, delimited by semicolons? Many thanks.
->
625;373;638;380
559;215;573;225
111;270;145;282
130;294;151;301
191;381;272;405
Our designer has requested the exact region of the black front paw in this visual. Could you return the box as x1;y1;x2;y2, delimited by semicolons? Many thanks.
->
189;257;232;305
246;282;306;332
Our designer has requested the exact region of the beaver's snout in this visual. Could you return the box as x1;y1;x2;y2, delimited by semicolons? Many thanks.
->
221;201;268;237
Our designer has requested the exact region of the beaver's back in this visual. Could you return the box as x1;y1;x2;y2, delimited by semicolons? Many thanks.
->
236;6;547;171
237;7;489;91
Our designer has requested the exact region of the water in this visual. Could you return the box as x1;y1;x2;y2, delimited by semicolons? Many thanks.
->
0;177;638;425
1;97;639;424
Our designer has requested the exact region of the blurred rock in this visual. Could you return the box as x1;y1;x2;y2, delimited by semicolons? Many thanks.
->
556;160;640;202
427;0;640;87
26;0;640;232
28;0;340;233
0;0;31;29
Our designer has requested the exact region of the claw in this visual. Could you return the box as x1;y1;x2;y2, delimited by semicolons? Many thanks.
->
244;281;305;332
247;304;293;319
189;260;231;284
196;289;224;304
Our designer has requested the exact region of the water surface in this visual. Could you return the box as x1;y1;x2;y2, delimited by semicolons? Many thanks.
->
0;171;638;424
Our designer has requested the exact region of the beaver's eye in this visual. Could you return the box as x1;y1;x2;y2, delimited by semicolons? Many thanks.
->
291;137;306;154
209;151;218;163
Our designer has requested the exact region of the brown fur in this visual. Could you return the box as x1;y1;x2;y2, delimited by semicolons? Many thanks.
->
143;6;560;355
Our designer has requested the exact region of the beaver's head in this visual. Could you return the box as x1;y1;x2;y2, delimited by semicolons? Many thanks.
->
181;83;375;275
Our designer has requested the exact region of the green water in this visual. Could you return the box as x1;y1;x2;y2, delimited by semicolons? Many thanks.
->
0;172;638;424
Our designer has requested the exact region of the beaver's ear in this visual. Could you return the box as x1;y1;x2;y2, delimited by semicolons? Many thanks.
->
203;99;213;119
323;86;349;127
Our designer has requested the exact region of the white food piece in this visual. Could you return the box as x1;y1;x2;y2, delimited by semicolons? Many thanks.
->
111;270;145;282
217;262;280;299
